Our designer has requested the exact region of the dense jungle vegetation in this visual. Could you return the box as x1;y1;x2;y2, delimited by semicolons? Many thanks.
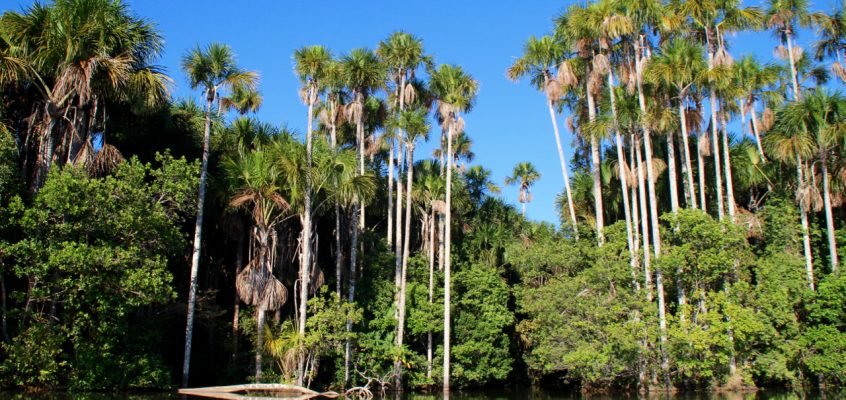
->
0;0;845;394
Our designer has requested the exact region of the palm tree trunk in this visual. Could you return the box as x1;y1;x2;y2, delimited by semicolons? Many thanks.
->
587;89;604;245
706;34;726;220
345;205;358;385
255;308;265;382
388;139;394;244
822;155;839;272
679;100;698;209
443;117;455;392
698;133;708;213
233;230;244;357
786;33;801;101
427;208;435;379
630;133;642;278
395;144;404;290
749;103;766;160
182;91;215;387
667;131;680;212
609;72;636;287
396;143;415;386
720;109;736;221
636;136;652;301
547;98;578;236
797;155;815;290
299;86;316;338
331;116;343;299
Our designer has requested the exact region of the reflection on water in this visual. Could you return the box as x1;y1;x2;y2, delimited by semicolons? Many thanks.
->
0;389;837;400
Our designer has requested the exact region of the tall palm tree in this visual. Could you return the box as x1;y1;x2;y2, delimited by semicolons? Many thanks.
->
767;101;816;289
646;39;706;210
507;35;579;234
395;108;430;382
339;47;384;384
224;144;289;382
293;45;331;349
767;0;821;101
505;162;541;216
777;89;843;272
734;56;779;159
556;4;608;245
430;64;478;392
377;32;428;264
180;42;257;387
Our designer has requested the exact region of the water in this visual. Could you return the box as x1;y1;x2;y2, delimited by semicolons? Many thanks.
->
0;390;835;400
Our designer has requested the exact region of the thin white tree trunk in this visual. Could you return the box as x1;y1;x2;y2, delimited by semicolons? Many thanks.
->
396;142;415;385
749;103;767;160
547;98;578;236
698;134;708;213
679;100;698;209
427;208;435;379
255;308;265;382
787;34;801;101
636;136;652;301
388;139;394;244
587;88;604;245
797;155;815;290
182;92;215;387
443;117;455;392
822;156;839;272
667;131;680;212
609;72;637;287
720;109;736;221
706;35;725;220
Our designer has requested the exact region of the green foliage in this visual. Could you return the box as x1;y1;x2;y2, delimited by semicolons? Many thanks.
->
0;154;198;390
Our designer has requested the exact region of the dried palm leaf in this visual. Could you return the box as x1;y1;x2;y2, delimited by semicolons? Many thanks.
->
404;83;417;105
557;60;578;88
762;108;775;131
832;62;846;82
593;54;611;76
92;143;124;175
698;132;712;156
714;46;734;67
774;45;789;60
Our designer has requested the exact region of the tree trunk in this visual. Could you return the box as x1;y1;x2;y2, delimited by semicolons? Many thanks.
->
786;33;801;101
233;229;244;357
443;117;455;392
797;155;815;290
299;85;316;337
609;72;636;288
182;91;215;387
749;103;767;161
395;144;404;291
255;308;265;382
345;205;358;385
396;142;415;386
679;100;698;209
698;134;708;213
547;98;578;237
822;156;839;272
388;138;394;245
667;130;680;212
706;34;725;220
587;88;604;245
720;109;736;221
636;136;652;301
428;208;435;379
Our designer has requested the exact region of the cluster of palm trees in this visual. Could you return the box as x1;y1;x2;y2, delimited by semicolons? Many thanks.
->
509;0;846;386
177;33;480;389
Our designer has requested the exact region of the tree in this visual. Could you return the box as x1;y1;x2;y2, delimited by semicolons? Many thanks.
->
224;143;290;381
507;35;579;234
180;42;257;387
505;162;541;217
430;64;478;391
339;47;385;384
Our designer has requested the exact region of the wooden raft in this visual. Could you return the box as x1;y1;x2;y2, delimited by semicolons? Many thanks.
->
178;384;342;400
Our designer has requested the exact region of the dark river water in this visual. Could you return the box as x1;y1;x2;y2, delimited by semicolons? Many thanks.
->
0;389;837;400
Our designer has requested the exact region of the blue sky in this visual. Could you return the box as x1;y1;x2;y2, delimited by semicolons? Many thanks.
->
3;0;836;224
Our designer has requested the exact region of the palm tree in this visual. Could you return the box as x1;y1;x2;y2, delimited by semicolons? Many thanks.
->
395;108;430;382
506;35;579;235
646;39;706;210
224;144;289;382
430;64;478;392
734;56;780;159
556;4;607;245
815;3;846;82
505;162;541;216
767;0;821;101
339;47;384;384
0;0;170;190
767;100;816;289
776;89;843;272
220;84;263;115
293;45;331;359
180;42;257;387
377;32;428;263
